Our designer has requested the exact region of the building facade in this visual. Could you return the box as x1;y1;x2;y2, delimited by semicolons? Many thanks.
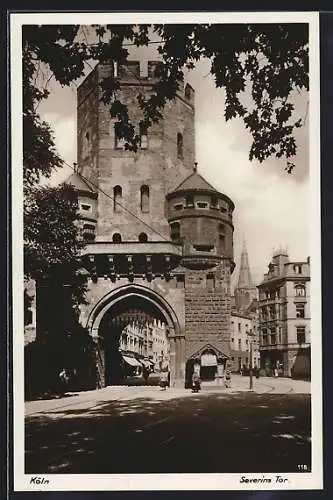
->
257;250;311;378
34;59;236;389
118;318;168;374
229;311;260;373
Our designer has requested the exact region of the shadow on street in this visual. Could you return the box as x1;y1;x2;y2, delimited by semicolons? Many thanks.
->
25;392;311;474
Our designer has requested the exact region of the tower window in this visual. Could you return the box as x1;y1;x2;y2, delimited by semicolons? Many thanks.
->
170;222;180;241
173;203;183;211
112;233;122;243
140;185;150;213
177;132;183;160
196;201;209;209
211;195;218;208
113;185;122;212
114;123;124;149
218;223;226;252
138;232;148;243
140;123;148;149
206;273;215;291
185;194;194;208
80;203;92;212
83;224;95;241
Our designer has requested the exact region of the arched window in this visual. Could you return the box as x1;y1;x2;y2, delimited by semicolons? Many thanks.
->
138;232;148;243
170;222;180;241
112;233;122;243
113;185;122;212
140;185;150;212
295;284;306;297
177;132;183;159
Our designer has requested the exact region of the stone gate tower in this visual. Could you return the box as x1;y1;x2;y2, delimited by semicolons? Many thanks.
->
74;60;235;388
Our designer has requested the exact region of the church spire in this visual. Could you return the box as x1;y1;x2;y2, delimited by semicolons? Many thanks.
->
234;241;257;312
237;241;253;289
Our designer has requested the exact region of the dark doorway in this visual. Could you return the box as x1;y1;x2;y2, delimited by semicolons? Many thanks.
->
200;365;217;381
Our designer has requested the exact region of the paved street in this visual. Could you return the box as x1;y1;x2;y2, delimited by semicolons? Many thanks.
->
25;376;311;474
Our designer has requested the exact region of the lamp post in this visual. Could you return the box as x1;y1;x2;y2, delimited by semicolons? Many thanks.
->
246;329;255;391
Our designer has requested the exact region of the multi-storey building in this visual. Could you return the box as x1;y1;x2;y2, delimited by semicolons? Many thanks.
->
257;250;311;378
118;318;168;373
33;59;236;389
230;311;260;372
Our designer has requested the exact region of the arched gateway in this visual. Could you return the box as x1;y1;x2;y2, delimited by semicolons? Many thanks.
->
86;284;183;388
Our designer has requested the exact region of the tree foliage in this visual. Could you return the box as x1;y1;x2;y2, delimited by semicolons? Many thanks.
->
24;23;308;175
24;183;87;306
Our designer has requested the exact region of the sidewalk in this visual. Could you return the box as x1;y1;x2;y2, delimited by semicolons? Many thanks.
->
25;375;310;417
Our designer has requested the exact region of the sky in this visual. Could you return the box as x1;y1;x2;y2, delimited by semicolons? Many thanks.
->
38;27;311;289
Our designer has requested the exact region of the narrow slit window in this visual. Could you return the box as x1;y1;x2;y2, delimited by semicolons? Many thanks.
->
140;185;150;212
170;222;180;241
114;122;124;149
177;132;183;159
113;185;122;212
140;123;148;149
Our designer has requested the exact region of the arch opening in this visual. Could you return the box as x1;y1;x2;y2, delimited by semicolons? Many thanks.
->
88;285;180;387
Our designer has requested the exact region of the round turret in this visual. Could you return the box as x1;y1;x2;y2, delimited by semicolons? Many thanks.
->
166;164;234;270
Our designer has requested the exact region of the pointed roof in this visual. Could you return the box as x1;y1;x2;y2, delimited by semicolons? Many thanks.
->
173;170;219;193
65;172;97;196
188;343;230;360
237;241;254;289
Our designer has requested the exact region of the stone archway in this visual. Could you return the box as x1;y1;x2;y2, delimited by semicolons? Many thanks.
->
86;284;184;388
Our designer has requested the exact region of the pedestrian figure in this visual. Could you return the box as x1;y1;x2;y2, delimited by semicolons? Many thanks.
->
274;367;279;378
142;366;150;385
159;371;168;390
191;372;201;393
58;368;70;396
225;369;231;388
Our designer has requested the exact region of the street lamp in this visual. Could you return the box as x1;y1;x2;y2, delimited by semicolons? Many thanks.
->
246;329;255;391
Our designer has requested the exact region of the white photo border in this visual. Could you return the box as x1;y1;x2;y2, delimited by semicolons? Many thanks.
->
10;10;322;492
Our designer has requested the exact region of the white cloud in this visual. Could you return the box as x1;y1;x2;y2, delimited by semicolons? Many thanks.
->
196;120;309;286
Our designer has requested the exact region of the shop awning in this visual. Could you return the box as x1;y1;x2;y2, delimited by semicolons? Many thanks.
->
122;356;142;367
141;359;154;368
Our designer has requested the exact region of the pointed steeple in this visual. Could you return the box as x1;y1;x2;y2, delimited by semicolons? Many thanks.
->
237;241;254;289
234;241;257;312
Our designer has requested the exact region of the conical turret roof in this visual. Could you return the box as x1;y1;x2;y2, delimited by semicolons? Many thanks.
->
173;170;219;193
65;172;97;195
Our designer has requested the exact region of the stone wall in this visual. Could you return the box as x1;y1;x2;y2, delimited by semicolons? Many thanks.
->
77;62;195;243
184;264;232;359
